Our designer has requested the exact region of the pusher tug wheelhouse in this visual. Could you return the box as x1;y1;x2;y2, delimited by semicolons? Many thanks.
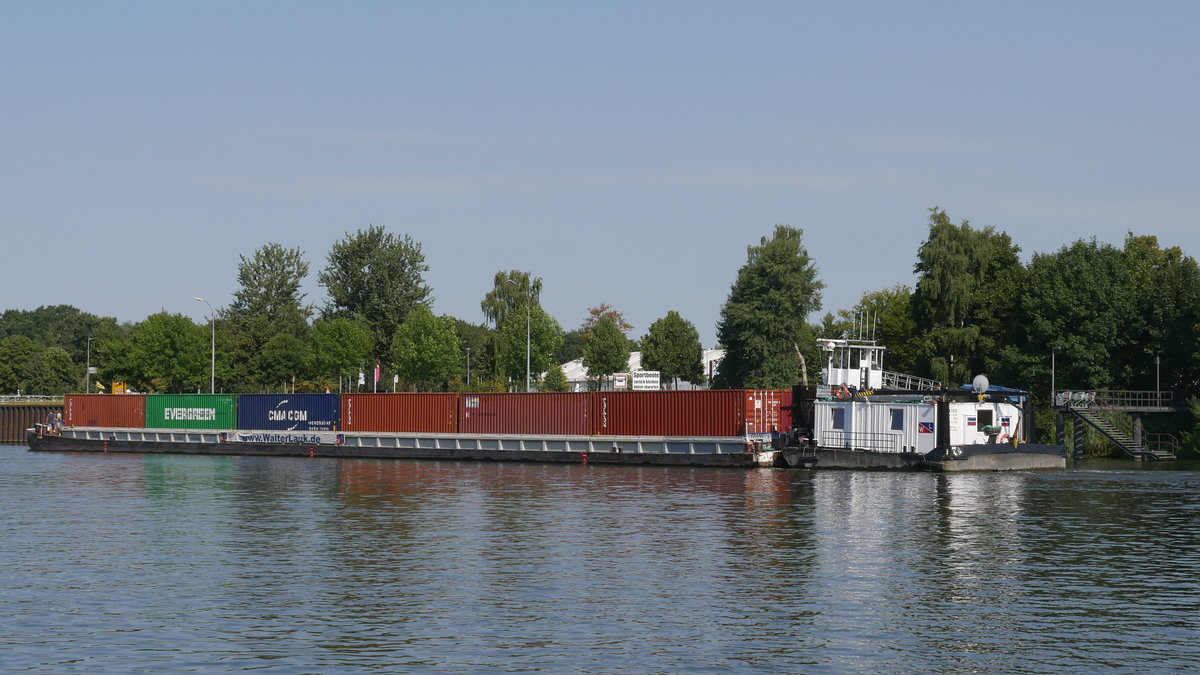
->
774;338;1065;471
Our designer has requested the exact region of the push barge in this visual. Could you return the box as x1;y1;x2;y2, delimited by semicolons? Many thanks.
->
774;338;1065;471
26;340;1065;471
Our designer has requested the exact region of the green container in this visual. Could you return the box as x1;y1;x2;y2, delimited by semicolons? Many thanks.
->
145;394;237;429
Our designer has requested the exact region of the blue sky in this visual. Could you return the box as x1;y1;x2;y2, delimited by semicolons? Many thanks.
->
4;2;1197;346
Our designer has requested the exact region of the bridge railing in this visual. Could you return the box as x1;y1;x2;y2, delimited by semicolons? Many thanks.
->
1054;390;1175;411
0;395;64;403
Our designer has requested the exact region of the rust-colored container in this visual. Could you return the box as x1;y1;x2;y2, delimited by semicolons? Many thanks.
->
459;392;591;435
340;393;457;433
744;390;788;434
64;393;147;428
776;389;794;432
590;390;747;437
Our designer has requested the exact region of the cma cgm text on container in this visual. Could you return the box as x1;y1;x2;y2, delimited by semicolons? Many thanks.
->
237;393;340;431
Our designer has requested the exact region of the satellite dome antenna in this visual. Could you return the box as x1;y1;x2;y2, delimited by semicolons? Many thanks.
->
972;374;990;394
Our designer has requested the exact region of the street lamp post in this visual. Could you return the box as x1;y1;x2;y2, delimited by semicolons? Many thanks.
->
525;288;532;393
85;337;94;392
194;297;215;394
1051;345;1059;407
465;347;471;388
1156;350;1162;406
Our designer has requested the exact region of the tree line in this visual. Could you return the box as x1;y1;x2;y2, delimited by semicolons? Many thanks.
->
3;212;1198;454
0;226;707;397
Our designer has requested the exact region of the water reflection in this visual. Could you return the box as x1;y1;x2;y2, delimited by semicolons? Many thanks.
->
2;447;1198;674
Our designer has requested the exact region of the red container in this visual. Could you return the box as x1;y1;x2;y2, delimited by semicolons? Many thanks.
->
777;389;794;432
340;393;457;433
459;393;591;435
64;393;147;428
744;390;788;434
590;390;747;437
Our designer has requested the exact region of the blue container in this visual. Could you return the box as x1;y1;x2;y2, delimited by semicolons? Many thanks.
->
236;393;341;431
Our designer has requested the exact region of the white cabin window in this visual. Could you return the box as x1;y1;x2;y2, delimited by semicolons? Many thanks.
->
890;409;904;431
832;408;846;430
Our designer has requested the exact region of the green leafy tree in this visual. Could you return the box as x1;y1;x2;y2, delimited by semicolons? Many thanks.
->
498;305;563;391
223;243;312;388
0;305;122;365
0;306;126;391
553;329;585;364
640;310;704;389
20;345;76;395
825;286;919;376
541;363;570;392
911;208;1022;385
1119;234;1200;392
481;270;543;328
0;335;38;393
582;316;630;390
92;334;139;393
481;270;545;383
450;318;495;390
255;333;309;392
129;312;209;393
389;306;462;391
713;225;824;388
309;316;374;391
1019;238;1133;391
319;225;431;357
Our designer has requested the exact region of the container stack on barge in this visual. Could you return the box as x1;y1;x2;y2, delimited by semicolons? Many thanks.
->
29;390;787;468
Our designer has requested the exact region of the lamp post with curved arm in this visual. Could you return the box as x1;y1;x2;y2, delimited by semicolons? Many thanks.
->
195;297;215;394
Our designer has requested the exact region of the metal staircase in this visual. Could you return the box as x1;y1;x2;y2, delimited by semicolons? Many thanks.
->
1065;399;1178;461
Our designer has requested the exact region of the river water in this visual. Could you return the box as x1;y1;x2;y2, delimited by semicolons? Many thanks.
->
2;445;1198;674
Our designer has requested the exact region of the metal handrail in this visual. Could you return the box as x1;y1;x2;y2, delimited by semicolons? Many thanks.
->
819;430;902;453
881;371;941;391
1090;395;1136;442
1054;390;1174;410
1144;432;1180;458
0;395;64;403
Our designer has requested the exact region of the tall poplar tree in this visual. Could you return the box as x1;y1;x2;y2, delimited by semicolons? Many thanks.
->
713;225;823;389
481;270;542;328
911;208;1021;385
224;242;312;389
481;270;546;384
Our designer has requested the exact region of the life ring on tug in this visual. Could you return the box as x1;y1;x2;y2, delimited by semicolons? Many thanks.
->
834;385;851;401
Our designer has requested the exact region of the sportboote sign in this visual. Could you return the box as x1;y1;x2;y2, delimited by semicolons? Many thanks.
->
631;371;661;391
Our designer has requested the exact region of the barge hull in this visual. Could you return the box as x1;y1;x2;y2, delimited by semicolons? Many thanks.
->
27;428;778;468
919;443;1066;472
782;443;1065;471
